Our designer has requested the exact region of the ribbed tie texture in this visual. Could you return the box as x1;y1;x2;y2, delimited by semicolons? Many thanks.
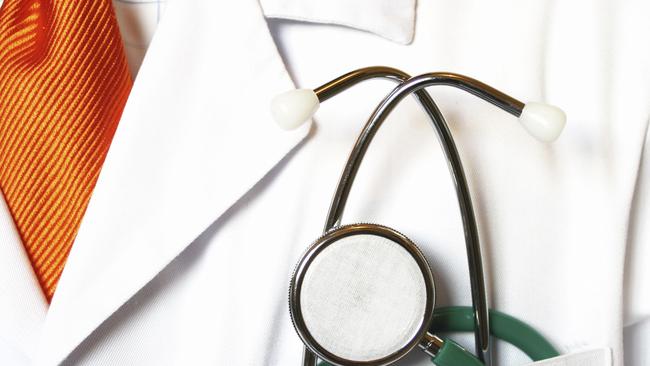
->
0;0;132;301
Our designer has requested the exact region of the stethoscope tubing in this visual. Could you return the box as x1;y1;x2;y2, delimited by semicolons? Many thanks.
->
431;306;559;362
316;67;491;365
306;67;525;366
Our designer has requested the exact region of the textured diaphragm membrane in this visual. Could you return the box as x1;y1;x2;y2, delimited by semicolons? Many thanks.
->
300;233;428;362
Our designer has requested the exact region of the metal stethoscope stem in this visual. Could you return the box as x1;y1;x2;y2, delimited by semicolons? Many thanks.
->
303;67;526;366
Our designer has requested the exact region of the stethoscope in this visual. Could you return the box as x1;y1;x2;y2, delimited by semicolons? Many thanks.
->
270;67;567;366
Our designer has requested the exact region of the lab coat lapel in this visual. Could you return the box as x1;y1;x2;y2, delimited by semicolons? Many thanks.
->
0;193;48;364
35;0;309;364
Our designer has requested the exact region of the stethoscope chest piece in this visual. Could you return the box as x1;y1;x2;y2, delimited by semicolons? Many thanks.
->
289;224;436;366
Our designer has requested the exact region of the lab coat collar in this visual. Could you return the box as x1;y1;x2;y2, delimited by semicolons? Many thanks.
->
34;0;309;364
261;0;417;45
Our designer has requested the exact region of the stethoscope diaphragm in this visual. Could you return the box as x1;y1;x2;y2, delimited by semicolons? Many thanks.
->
289;224;436;366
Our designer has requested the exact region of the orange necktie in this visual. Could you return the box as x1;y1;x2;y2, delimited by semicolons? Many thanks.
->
0;0;132;301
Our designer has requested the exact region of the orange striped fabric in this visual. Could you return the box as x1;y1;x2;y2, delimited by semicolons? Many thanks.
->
0;0;132;301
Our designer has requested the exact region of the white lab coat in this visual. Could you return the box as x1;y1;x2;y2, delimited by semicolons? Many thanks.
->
0;0;648;365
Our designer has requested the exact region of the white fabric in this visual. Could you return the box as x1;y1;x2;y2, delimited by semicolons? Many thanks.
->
259;0;416;45
527;348;611;366
624;125;650;364
625;125;650;325
0;193;47;366
0;0;647;365
300;234;427;361
0;337;32;366
624;318;650;366
112;0;168;76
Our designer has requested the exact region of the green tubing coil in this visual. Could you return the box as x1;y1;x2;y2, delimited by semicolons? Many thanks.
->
431;306;559;362
317;306;559;366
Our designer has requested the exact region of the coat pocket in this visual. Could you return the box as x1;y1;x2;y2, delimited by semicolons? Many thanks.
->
524;348;611;366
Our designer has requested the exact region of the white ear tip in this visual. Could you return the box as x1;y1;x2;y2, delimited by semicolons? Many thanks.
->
518;102;566;142
271;89;320;130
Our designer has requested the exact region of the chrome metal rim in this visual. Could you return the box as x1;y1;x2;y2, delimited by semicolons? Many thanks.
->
289;223;436;366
